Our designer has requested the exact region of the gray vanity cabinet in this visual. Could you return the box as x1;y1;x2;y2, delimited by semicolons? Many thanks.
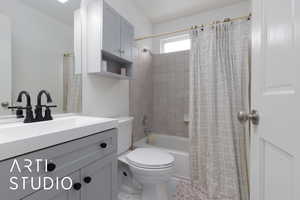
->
23;155;117;200
103;1;121;58
0;129;117;200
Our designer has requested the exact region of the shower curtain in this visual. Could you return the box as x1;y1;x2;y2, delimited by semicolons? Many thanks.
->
63;55;82;113
177;19;250;200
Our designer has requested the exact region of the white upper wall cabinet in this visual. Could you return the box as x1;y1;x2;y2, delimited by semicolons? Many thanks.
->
103;1;121;58
120;18;134;62
86;0;134;78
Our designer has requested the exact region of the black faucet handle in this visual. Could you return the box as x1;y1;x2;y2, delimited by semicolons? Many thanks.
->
8;106;23;110
44;105;57;108
9;105;33;110
40;105;57;108
8;105;33;110
43;105;57;121
8;106;25;119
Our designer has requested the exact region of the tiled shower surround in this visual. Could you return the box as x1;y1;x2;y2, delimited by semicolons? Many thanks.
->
152;51;189;138
130;48;153;142
130;50;189;141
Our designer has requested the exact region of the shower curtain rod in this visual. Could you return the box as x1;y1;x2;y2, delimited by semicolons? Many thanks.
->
135;13;251;41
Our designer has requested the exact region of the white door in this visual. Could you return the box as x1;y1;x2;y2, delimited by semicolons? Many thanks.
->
251;0;300;199
0;14;12;115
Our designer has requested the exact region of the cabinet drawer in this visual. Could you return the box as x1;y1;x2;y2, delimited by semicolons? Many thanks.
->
21;171;81;200
0;129;117;200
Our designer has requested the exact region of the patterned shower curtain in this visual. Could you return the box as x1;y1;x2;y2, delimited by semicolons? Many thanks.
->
176;19;250;200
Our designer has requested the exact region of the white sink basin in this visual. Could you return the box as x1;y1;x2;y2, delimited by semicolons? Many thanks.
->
0;116;118;161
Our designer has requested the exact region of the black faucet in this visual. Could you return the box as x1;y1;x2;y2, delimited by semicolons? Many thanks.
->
16;91;34;123
35;90;56;122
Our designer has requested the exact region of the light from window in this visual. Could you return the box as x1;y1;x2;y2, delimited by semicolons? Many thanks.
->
161;34;191;54
57;0;69;3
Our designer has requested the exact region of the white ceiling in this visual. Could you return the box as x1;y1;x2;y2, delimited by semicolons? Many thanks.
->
21;0;81;26
20;0;247;26
132;0;247;23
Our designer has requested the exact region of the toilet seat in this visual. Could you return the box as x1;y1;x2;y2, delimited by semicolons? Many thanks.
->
126;148;175;169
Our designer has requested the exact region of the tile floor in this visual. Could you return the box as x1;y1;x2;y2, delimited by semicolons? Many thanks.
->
118;177;181;200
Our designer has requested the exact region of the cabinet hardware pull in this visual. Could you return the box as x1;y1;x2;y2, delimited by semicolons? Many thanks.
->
100;143;108;148
84;176;92;184
73;183;82;191
46;163;56;172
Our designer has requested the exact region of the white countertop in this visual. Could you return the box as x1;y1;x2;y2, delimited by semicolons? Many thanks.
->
0;116;118;161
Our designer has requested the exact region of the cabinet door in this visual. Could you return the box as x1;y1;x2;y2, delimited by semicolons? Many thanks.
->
86;0;102;73
102;1;121;57
81;155;117;200
120;18;134;62
22;171;80;200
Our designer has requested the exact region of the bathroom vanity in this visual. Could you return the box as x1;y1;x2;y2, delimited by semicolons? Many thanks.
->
0;116;118;200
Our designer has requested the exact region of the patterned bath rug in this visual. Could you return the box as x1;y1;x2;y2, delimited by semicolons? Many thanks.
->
175;179;238;200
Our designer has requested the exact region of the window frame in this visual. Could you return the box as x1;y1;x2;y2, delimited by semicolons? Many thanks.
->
160;34;191;54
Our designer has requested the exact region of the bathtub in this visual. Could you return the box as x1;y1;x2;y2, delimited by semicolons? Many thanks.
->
134;134;190;180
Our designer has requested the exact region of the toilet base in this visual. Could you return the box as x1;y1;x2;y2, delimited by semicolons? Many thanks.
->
141;182;168;200
118;191;141;200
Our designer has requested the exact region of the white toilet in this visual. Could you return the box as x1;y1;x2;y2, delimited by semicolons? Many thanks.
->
117;117;175;200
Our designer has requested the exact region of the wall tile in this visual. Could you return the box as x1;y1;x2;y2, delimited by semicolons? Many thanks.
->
130;50;190;140
130;49;153;142
152;51;190;138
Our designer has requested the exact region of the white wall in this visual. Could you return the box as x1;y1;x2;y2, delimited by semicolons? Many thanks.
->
0;14;12;115
152;1;250;53
0;0;73;112
81;0;153;118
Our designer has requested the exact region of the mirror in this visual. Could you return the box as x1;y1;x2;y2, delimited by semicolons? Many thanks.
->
0;0;82;116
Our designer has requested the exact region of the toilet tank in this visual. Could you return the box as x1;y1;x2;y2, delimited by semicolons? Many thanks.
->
117;117;134;155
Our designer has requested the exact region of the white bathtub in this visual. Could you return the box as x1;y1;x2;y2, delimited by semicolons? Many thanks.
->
134;134;190;180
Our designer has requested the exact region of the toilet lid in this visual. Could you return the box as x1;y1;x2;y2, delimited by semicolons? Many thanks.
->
126;148;175;169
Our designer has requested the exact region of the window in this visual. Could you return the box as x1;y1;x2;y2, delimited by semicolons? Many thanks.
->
160;34;191;54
